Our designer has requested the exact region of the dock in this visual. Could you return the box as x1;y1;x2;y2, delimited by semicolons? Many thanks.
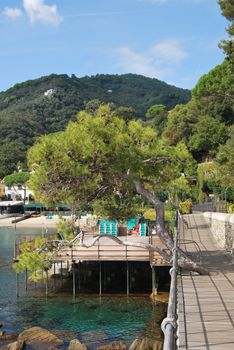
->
178;213;234;349
52;234;171;266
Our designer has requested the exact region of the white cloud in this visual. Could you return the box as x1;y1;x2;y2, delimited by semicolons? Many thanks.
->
113;39;188;81
2;1;63;26
23;0;62;25
3;7;22;19
150;39;188;63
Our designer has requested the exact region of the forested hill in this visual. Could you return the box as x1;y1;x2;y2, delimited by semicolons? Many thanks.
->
0;73;191;126
0;73;190;177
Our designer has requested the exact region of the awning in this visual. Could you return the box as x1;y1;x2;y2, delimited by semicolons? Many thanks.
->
24;202;71;208
0;201;24;207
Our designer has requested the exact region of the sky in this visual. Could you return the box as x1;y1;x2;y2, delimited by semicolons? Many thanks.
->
0;0;228;92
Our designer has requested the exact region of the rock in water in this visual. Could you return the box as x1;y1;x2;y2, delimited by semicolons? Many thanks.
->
7;340;25;350
96;341;128;350
129;339;140;350
68;339;88;350
129;338;163;350
17;327;63;350
138;338;150;350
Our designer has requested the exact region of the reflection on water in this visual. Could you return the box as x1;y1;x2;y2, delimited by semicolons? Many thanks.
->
0;227;167;349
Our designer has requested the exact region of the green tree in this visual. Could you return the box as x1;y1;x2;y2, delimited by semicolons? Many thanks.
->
146;104;168;134
216;126;234;189
192;60;234;124
4;171;30;202
28;105;207;274
218;0;234;59
188;116;229;161
163;101;199;145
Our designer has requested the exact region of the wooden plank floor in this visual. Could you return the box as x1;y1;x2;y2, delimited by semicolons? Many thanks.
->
53;235;171;266
178;213;234;350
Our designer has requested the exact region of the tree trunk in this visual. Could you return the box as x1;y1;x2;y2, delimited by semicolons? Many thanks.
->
134;181;209;275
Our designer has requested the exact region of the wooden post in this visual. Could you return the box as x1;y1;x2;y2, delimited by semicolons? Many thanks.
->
103;262;106;291
126;261;129;296
99;261;102;296
151;265;157;296
53;263;56;289
60;260;63;281
16;273;19;298
72;262;76;298
45;270;48;297
78;261;81;291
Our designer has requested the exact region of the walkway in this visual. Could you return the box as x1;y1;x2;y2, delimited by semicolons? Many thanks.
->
178;213;234;350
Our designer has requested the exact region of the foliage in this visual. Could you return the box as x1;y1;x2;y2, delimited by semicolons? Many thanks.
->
0;74;190;177
27;105;193;220
13;239;51;281
4;172;30;187
179;199;193;214
145;104;168;134
192;60;234;125
142;207;175;223
227;203;234;213
168;176;192;205
218;0;234;59
164;59;233;162
197;162;217;202
216;126;234;189
57;219;75;240
188;116;229;160
163;101;199;145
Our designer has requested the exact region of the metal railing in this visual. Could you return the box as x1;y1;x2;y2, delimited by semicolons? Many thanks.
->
161;224;179;349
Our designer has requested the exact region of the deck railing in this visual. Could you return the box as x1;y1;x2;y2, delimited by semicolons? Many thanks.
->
161;213;179;349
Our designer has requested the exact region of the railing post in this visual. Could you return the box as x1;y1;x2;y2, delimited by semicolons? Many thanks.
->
161;226;178;349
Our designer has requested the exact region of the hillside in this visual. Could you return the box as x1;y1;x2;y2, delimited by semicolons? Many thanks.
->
0;73;190;177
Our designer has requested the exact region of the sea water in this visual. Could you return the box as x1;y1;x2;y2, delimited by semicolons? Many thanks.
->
0;226;166;349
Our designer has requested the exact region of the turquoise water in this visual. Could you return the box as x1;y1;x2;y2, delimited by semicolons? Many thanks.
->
0;227;166;349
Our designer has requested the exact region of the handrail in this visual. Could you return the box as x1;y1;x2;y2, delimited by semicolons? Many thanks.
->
178;239;202;264
161;217;179;349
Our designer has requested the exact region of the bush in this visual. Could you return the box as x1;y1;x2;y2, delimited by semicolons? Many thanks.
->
227;203;234;213
179;199;192;214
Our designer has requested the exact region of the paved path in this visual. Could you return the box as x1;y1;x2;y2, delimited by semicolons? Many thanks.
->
178;213;234;350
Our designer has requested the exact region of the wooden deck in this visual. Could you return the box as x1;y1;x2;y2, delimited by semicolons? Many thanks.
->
178;213;234;349
52;235;171;266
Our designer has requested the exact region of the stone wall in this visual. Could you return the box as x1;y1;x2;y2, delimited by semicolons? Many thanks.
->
203;212;234;253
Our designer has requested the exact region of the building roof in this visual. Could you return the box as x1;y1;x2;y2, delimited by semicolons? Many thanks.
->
0;201;24;206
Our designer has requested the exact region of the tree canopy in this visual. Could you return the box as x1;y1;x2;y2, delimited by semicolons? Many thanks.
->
28;104;207;274
4;172;30;187
28;105;191;216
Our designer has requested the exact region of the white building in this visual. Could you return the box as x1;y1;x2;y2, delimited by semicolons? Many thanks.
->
4;184;34;202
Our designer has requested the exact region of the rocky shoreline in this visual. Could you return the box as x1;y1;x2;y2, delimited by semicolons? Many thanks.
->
0;326;163;350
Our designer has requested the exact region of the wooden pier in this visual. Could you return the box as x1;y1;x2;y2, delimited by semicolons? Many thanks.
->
178;213;234;349
14;231;171;296
52;235;171;266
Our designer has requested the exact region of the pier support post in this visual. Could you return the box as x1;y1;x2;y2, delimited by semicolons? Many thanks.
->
99;261;102;296
126;261;129;296
72;262;76;298
78;261;81;291
53;263;56;289
16;273;19;298
45;270;48;297
151;265;158;296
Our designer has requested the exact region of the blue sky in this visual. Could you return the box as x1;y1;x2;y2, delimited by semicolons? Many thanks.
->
0;0;228;92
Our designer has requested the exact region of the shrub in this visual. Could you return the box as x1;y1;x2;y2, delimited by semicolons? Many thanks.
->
179;199;192;214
